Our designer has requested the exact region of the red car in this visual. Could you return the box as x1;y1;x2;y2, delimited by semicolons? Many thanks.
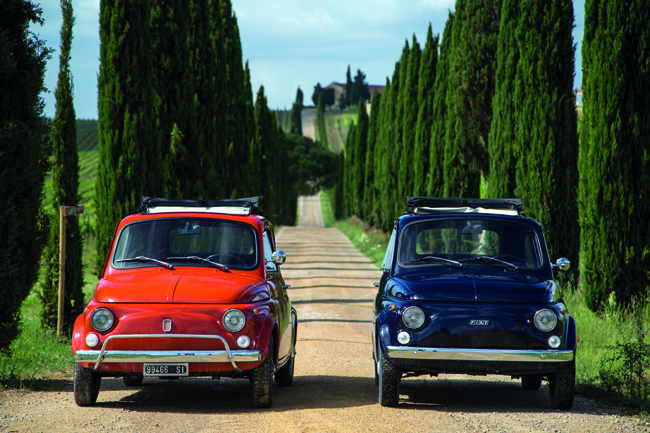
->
72;197;297;408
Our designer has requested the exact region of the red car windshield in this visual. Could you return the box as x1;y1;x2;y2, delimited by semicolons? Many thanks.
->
112;217;258;270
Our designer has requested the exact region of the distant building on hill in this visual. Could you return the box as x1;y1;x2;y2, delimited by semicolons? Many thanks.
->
325;82;384;109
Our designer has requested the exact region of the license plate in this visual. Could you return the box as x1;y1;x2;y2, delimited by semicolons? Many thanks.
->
143;363;189;376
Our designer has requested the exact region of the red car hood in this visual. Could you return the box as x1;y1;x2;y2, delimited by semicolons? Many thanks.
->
95;268;262;304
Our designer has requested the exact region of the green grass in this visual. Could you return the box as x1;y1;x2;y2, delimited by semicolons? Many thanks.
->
0;225;99;389
321;190;650;414
324;112;356;153
320;190;390;268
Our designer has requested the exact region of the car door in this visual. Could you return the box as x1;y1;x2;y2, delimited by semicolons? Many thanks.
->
263;227;292;364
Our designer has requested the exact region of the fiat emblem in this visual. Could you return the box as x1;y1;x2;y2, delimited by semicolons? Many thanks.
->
162;319;172;332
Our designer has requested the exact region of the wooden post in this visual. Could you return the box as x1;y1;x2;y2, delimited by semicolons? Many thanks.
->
57;206;67;336
57;204;84;337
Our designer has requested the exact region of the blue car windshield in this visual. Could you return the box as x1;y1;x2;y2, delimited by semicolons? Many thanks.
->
398;218;544;269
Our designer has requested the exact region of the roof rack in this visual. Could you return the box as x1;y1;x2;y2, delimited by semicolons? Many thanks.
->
139;196;260;216
406;196;525;216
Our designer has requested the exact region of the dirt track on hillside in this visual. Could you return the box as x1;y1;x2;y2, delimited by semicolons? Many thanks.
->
1;196;646;432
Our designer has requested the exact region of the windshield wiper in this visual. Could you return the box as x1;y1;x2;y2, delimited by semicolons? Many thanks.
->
407;256;463;268
117;256;174;270
459;256;518;270
167;256;229;272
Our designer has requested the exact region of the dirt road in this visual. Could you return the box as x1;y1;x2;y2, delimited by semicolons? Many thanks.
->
301;108;317;141
1;196;646;432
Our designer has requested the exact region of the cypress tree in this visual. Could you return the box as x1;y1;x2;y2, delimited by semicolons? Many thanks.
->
352;99;369;215
373;79;392;231
40;0;84;330
222;2;251;198
290;89;302;136
343;122;357;218
381;64;401;230
428;12;455;198
317;92;328;147
579;0;650;311
393;42;409;217
414;24;439;197
513;0;579;279
345;65;353;108
363;90;382;224
151;0;193;198
487;0;520;198
242;62;256;196
96;0;162;272
399;36;422;202
334;150;345;220
445;0;499;196
0;0;52;350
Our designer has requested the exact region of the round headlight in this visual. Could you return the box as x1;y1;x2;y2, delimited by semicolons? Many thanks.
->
534;309;557;332
402;306;425;329
223;309;246;332
91;308;114;332
237;335;251;348
548;335;562;349
85;333;100;348
397;331;411;345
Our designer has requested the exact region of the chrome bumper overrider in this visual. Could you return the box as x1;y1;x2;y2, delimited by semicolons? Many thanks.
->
74;334;261;373
386;346;574;362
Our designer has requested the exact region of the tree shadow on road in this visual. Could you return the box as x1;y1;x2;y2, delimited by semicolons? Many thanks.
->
397;376;596;415
91;375;378;413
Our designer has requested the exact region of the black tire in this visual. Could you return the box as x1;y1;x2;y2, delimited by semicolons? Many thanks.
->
275;352;294;387
378;351;400;407
521;375;542;391
74;363;101;406
549;360;575;410
251;337;274;408
276;312;297;387
123;375;143;387
374;357;379;386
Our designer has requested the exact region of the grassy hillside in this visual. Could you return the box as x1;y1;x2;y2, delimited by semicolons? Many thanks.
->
323;111;356;153
44;119;99;234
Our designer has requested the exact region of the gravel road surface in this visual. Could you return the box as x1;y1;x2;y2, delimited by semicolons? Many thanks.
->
1;196;647;432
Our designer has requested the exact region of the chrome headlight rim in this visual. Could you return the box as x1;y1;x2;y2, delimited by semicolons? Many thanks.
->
223;309;246;333
90;308;115;332
534;309;558;332
402;306;426;329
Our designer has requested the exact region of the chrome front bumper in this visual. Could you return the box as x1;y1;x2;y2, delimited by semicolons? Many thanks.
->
386;346;574;362
74;334;261;373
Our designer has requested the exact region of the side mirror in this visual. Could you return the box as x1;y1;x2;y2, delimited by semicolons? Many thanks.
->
270;250;286;265
552;257;570;272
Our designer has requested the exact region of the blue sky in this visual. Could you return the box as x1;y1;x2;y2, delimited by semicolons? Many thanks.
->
38;0;585;119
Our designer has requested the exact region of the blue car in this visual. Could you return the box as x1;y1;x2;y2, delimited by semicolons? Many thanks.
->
372;197;576;409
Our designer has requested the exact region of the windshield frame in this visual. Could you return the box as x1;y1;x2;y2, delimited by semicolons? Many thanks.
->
110;216;259;271
396;216;547;271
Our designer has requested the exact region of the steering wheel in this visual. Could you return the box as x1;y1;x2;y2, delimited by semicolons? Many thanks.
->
492;254;528;267
206;253;246;267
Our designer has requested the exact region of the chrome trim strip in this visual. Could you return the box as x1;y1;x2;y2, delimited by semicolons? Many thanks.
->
75;349;260;364
80;334;258;373
386;346;574;362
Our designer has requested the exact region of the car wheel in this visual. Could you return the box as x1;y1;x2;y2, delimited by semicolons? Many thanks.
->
378;351;400;407
74;363;101;406
549;360;575;410
123;375;143;387
275;351;294;387
251;336;274;408
374;358;379;386
521;375;542;391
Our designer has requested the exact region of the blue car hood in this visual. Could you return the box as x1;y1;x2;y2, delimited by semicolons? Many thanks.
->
391;270;554;303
